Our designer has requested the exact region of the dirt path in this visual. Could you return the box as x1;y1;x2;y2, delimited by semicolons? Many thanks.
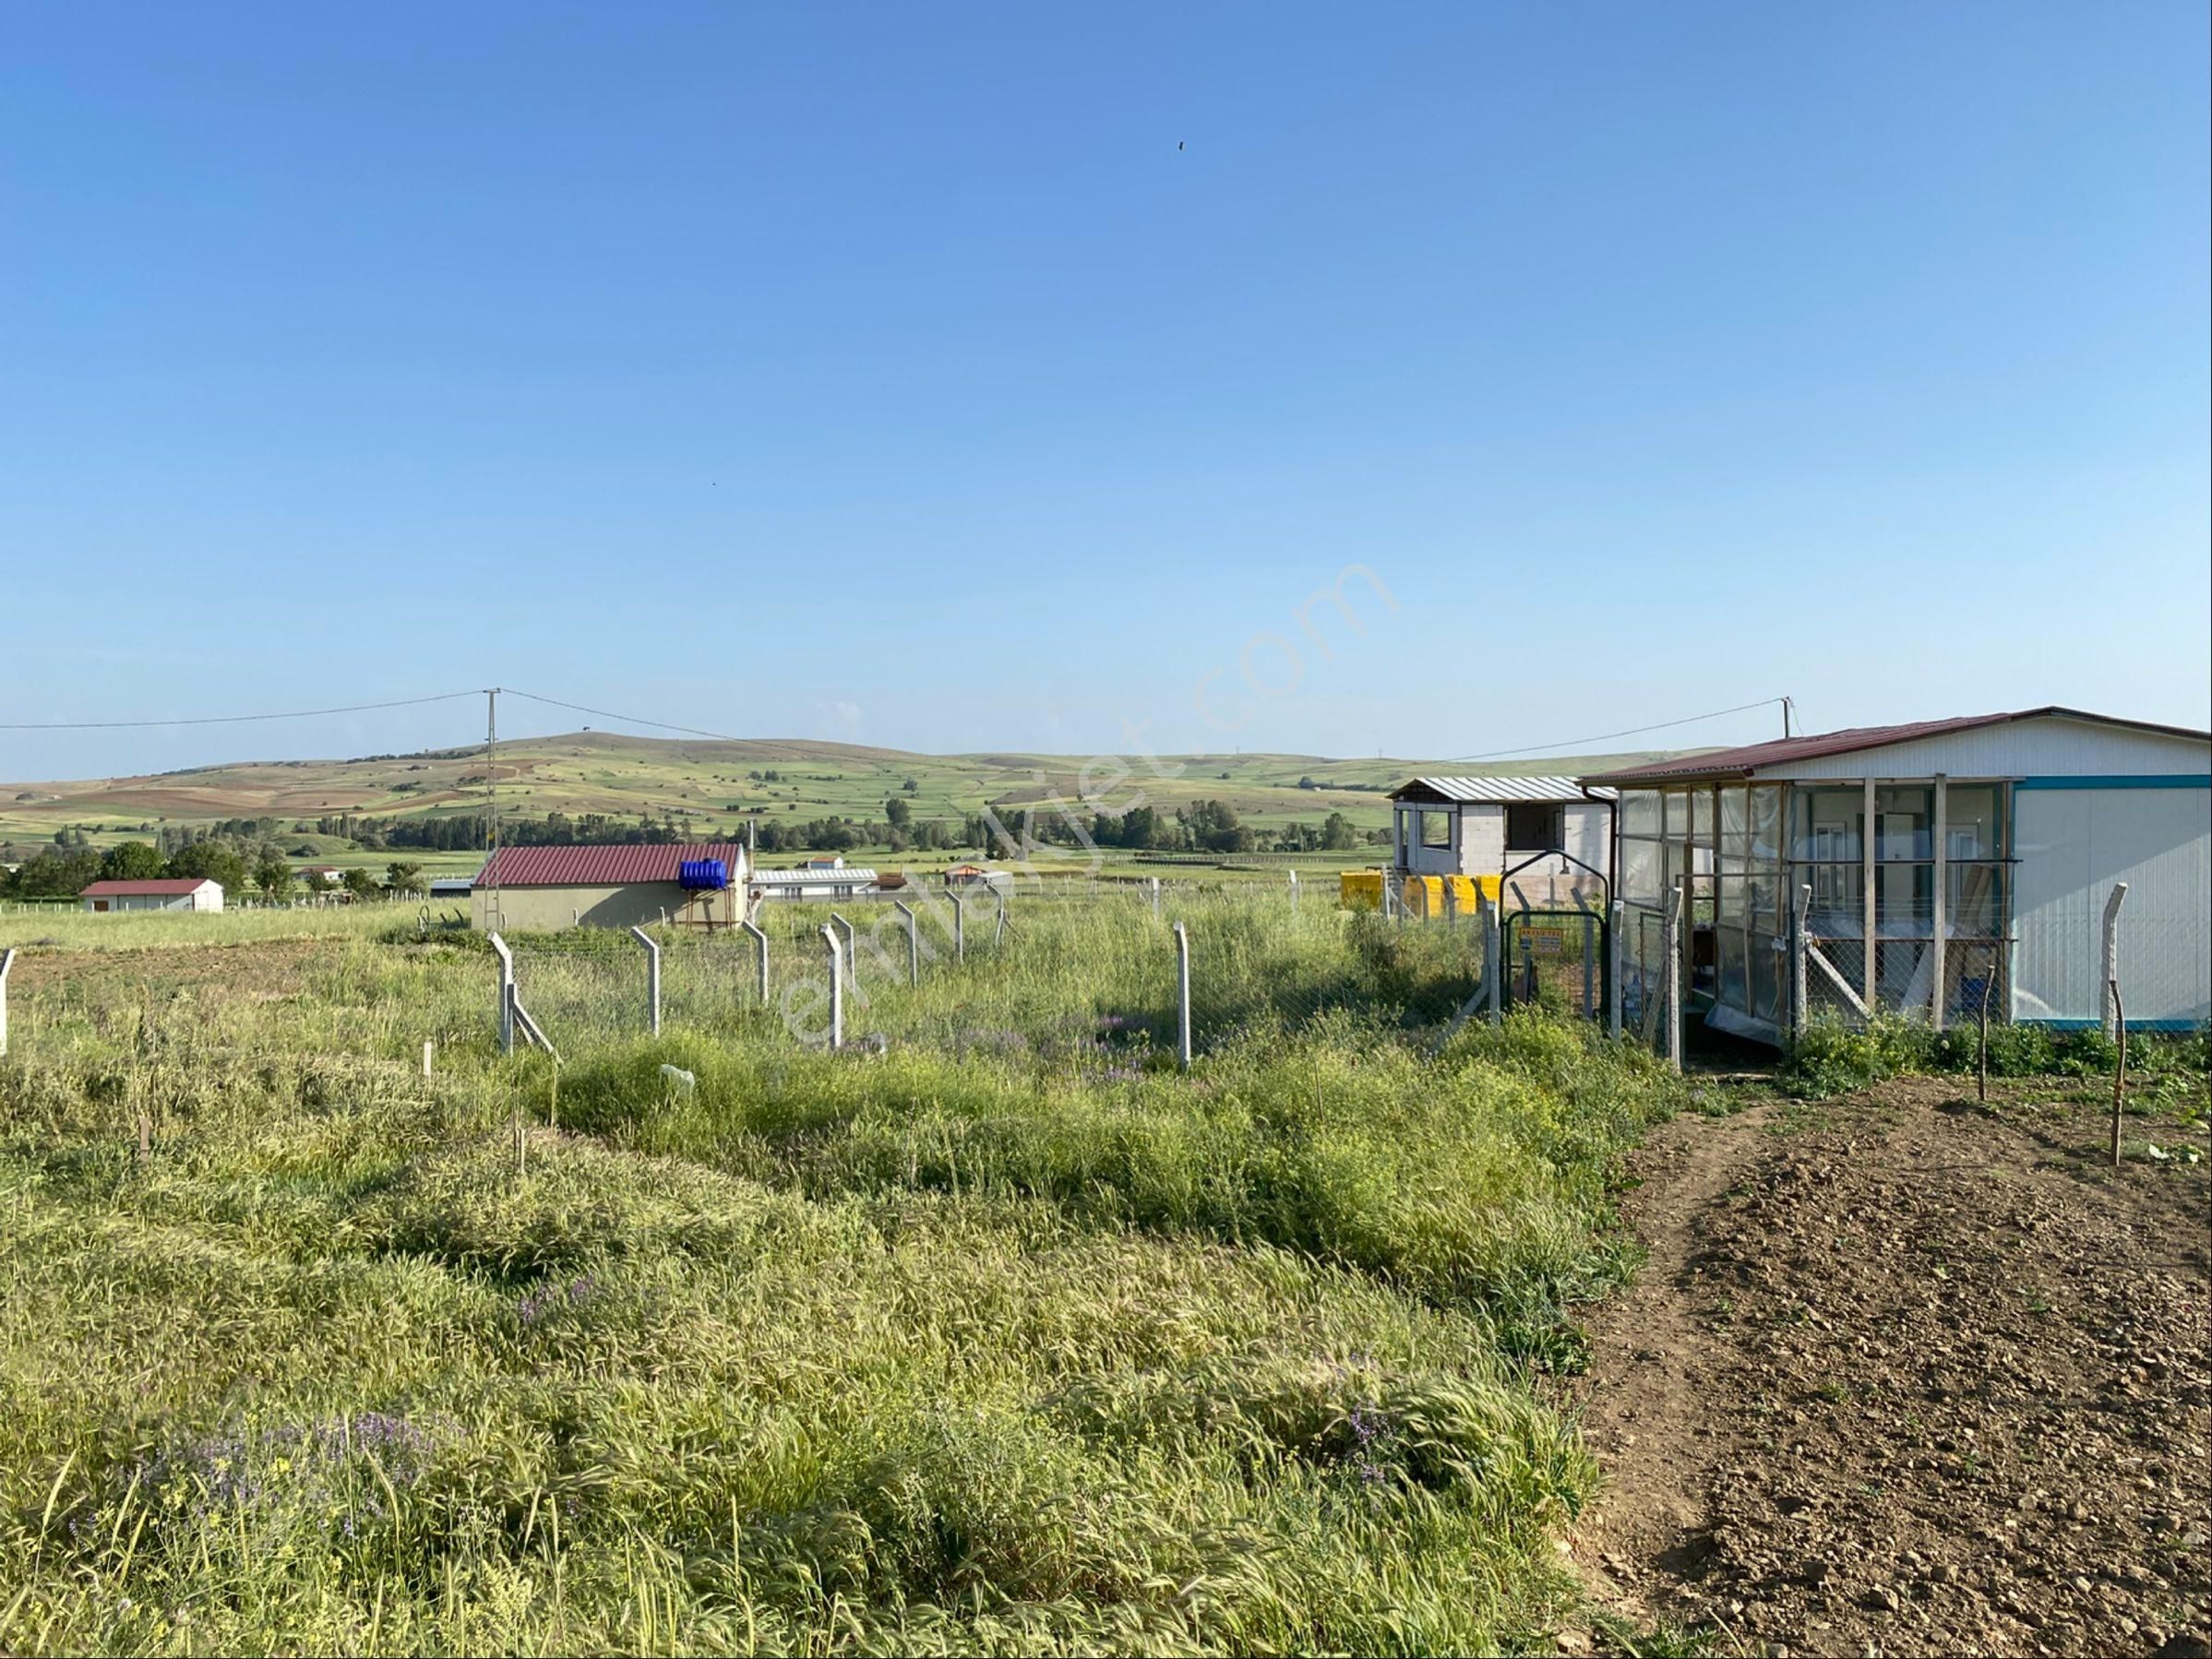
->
1564;1078;2212;1658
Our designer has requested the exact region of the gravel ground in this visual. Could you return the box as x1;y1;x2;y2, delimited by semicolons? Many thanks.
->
1563;1075;2211;1658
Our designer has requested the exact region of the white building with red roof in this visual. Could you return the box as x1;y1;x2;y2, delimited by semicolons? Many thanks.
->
469;842;748;932
79;877;224;913
1581;707;2209;1044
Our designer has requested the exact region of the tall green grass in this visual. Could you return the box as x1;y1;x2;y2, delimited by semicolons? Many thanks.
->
0;897;1680;1654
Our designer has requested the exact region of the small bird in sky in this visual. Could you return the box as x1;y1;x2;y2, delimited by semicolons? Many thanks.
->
1178;140;1185;150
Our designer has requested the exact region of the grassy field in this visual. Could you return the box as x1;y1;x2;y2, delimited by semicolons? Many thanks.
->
1;730;1686;857
0;892;1684;1655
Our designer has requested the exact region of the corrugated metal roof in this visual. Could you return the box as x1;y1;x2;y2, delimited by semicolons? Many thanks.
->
1579;707;2212;787
474;844;747;887
78;878;218;896
750;867;880;886
1389;775;1617;804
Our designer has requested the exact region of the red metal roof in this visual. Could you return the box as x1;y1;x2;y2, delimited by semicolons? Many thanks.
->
1580;708;2212;786
78;878;218;896
472;843;746;887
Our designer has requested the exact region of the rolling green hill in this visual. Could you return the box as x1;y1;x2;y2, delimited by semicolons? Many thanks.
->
2;731;1691;870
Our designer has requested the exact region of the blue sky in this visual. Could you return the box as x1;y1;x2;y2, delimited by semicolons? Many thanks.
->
4;2;2206;779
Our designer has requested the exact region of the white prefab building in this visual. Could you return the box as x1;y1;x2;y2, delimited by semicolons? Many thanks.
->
1388;777;1616;901
1584;708;2211;1043
78;877;224;913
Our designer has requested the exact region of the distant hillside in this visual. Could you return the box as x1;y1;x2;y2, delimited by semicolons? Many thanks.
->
0;732;1697;849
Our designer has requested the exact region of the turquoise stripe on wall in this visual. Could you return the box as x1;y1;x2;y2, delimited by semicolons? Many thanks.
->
2014;775;2211;791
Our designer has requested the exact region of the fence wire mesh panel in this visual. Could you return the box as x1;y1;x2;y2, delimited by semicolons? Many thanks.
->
508;936;652;1053
1619;903;1670;1053
1499;908;1608;1020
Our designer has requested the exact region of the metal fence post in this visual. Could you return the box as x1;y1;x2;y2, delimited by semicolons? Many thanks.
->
1581;909;1596;1018
741;918;768;1002
953;891;967;961
2101;882;2128;1039
995;890;1007;947
1151;877;1161;920
629;925;662;1037
1663;880;1685;1072
894;901;919;986
1443;880;1458;930
1481;896;1501;1026
822;925;843;1051
1608;900;1624;1038
1172;920;1192;1069
1792;883;1811;1039
0;947;14;1059
829;912;856;988
1288;870;1298;914
488;932;515;1056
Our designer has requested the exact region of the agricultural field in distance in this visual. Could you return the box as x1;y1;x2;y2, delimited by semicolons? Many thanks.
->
0;731;1683;881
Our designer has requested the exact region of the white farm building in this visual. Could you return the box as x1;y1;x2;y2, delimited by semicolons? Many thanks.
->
1583;707;2211;1043
78;877;224;913
1387;776;1616;903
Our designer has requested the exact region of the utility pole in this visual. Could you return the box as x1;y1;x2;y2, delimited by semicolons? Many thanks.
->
485;687;501;853
1782;696;1794;739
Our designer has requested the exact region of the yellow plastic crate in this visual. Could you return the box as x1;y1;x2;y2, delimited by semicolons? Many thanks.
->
1401;873;1501;917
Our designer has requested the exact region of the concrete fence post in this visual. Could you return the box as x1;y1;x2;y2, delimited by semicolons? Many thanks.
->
1443;880;1458;930
0;947;15;1059
488;933;515;1056
1663;880;1685;1072
995;891;1007;947
1481;896;1501;1026
1288;870;1299;914
1172;920;1192;1070
1151;877;1161;920
894;901;919;986
741;918;768;1002
2101;882;2128;1039
822;925;843;1051
1608;900;1624;1039
629;926;661;1037
829;912;856;989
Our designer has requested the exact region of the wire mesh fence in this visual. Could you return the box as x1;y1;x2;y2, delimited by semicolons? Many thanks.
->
488;879;1512;1067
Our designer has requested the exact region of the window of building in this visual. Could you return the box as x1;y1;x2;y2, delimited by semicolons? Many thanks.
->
1418;809;1453;849
1504;803;1564;850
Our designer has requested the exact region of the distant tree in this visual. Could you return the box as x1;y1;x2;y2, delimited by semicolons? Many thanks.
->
255;852;294;903
341;868;381;902
901;777;920;794
1321;812;1358;852
9;846;103;898
1297;776;1320;790
100;841;165;881
884;797;912;830
385;861;424;895
168;839;248;894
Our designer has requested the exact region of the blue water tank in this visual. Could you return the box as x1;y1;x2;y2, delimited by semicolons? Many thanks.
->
678;858;729;890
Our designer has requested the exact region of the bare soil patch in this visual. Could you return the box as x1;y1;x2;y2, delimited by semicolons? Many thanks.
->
7;938;326;999
1566;1076;2211;1658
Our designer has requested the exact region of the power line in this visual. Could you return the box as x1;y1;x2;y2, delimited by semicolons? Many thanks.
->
1441;696;1790;764
0;690;484;732
500;689;742;743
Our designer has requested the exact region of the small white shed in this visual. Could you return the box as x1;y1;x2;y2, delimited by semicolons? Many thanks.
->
1387;776;1616;901
78;877;224;913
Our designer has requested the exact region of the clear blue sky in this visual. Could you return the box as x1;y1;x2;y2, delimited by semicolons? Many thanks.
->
5;2;2206;780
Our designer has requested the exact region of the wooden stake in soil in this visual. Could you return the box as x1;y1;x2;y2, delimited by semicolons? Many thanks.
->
2110;977;2126;1169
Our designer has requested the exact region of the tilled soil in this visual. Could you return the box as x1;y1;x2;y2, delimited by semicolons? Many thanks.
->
1567;1077;2212;1658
